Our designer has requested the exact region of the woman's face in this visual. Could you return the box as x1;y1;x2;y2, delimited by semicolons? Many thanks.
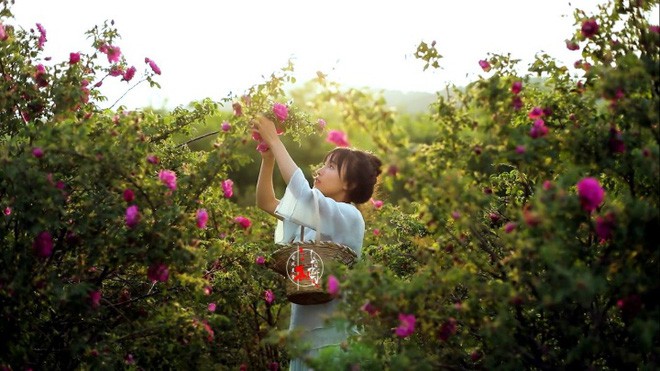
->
313;157;349;202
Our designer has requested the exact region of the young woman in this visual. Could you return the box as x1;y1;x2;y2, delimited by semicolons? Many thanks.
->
253;115;382;370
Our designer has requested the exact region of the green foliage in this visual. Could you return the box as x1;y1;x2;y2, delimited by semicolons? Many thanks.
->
1;0;659;369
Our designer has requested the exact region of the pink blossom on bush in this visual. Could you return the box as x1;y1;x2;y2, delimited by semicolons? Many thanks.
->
208;302;216;312
145;57;161;75
0;22;7;41
147;155;159;164
196;209;209;229
395;313;416;338
122;66;136;82
255;256;265;265
515;145;526;154
109;65;124;77
147;262;169;282
106;45;121;63
577;177;605;212
272;103;288;121
33;231;53;258
123;188;135;203
221;121;231;132
529;119;549;139
4;207;11;216
252;131;263;142
317;118;327;129
543;180;552;191
528;106;544;119
373;228;380;236
89;290;102;309
125;205;140;228
504;222;517;233
370;198;384;209
34;64;48;87
478;59;491;72
32;147;44;158
511;81;522;94
69;52;81;64
326;130;349;147
234;216;251;229
232;102;242;116
264;289;275;305
565;39;580;50
159;170;177;190
36;23;47;49
222;179;234;198
595;212;616;243
451;211;461;220
327;275;340;296
512;96;523;111
438;317;458;341
361;301;379;316
650;25;660;34
581;19;599;39
256;142;269;153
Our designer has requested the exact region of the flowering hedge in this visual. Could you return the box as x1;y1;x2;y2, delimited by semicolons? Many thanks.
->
1;0;659;369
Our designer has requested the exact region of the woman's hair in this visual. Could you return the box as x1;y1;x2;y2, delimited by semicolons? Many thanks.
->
323;148;382;204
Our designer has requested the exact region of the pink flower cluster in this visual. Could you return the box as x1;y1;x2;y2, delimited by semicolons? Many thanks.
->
36;23;47;49
272;103;288;122
327;275;340;296
222;179;234;198
147;262;169;282
145;57;161;75
196;209;208;229
577;177;605;213
264;289;275;305
395;313;416;338
234;216;251;229
159;170;177;190
326;130;349;147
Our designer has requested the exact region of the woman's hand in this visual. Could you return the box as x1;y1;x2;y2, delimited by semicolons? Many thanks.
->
260;146;275;161
251;115;280;146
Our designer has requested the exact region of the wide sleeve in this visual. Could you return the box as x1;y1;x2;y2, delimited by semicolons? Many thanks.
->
274;168;364;250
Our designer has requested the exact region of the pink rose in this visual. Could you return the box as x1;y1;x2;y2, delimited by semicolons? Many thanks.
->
326;130;349;147
317;118;327;129
256;142;270;153
147;262;169;282
264;289;275;305
395;313;416;338
0;22;7;41
159;170;177;190
69;52;81;64
528;106;544;120
504;222;517;233
529;119;549;139
565;39;580;51
208;302;216;312
234;216;251;229
222;179;234;198
577;177;605;212
595;212;616;243
106;45;121;63
255;256;265;265
125;205;140;228
370;198;384;209
221;121;231;132
122;66;136;82
327;275;340;296
478;59;491;72
196;209;209;229
511;81;522;95
581;19;599;39
145;58;161;75
123;189;135;203
272;103;288;122
89;290;102;309
32;147;44;158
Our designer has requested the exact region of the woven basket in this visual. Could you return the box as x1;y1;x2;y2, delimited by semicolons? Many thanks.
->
267;241;357;305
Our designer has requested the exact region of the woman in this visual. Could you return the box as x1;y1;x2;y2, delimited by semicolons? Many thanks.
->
253;115;381;370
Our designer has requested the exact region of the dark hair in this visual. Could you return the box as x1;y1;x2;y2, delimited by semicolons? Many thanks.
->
324;148;382;204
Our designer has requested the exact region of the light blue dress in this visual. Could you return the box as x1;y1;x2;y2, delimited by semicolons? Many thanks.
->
274;168;364;371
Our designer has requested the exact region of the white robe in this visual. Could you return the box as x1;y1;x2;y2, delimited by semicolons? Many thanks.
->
274;168;364;370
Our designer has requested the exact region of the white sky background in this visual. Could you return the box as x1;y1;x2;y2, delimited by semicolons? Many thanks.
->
9;0;653;110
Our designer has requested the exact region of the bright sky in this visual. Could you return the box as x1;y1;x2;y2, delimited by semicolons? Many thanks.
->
8;0;631;110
